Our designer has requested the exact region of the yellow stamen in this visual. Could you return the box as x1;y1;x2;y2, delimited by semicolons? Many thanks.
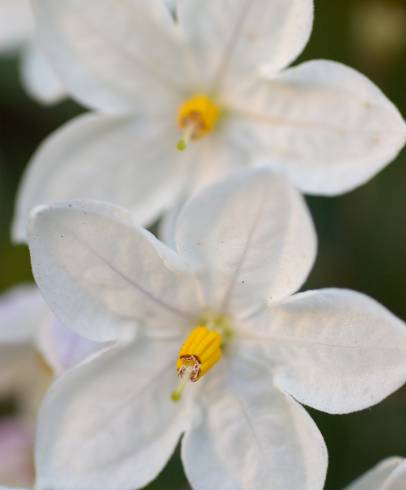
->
171;325;222;402
177;94;221;150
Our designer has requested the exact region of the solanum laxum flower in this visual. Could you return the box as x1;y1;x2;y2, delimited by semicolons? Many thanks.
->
13;0;406;241
26;169;406;490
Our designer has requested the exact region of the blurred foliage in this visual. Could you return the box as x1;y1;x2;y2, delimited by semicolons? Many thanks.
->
0;0;405;488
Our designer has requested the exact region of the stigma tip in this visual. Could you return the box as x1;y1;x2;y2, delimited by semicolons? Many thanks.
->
176;139;187;151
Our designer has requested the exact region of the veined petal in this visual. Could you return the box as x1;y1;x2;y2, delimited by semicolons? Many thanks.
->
245;289;406;414
175;169;316;319
20;44;66;105
345;457;405;490
177;0;313;92
182;360;327;490
229;60;406;195
32;0;193;113
0;0;33;53
36;339;191;490
0;285;49;344
13;114;186;243
28;200;201;342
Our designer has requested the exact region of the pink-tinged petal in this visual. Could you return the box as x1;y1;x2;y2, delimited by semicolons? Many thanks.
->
0;419;34;488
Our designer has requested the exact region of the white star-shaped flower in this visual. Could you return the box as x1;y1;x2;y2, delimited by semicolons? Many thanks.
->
345;457;406;490
13;0;406;241
26;169;406;490
0;0;66;104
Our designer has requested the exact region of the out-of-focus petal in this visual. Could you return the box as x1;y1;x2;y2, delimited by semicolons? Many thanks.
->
0;285;49;344
20;44;66;105
13;114;186;243
345;457;405;490
0;419;34;488
228;60;406;195
32;0;194;112
177;0;313;91
0;0;33;53
37;320;105;375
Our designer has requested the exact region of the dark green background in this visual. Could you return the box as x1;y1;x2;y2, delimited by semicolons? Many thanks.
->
0;0;405;488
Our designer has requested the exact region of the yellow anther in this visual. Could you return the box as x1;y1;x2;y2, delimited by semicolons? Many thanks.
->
171;326;222;402
177;94;220;150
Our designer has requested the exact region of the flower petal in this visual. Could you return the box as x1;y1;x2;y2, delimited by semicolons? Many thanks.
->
32;0;192;112
247;289;406;414
0;285;49;344
182;359;327;490
177;0;313;91
229;60;406;195
175;169;316;318
13;114;185;243
0;0;33;53
37;319;104;375
20;44;66;105
35;338;190;490
28;200;200;342
345;457;405;490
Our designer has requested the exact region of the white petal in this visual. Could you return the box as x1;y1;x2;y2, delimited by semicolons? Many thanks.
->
20;43;66;105
28;200;200;342
13;114;186;243
36;339;190;490
177;0;313;92
345;457;404;490
0;0;33;53
182;359;327;490
0;285;49;344
32;0;192;112
176;169;316;318
37;319;104;375
230;60;406;195
247;289;406;414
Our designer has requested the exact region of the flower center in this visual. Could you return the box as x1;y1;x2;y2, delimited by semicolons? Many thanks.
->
171;325;222;402
176;94;221;151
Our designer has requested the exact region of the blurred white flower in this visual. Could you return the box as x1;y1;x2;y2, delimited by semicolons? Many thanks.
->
26;169;406;490
345;457;406;490
0;419;34;489
12;0;406;242
0;285;114;490
0;0;66;104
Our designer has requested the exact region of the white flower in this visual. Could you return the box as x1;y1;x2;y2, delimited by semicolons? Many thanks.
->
345;457;406;490
26;169;406;490
12;0;406;242
0;0;65;104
